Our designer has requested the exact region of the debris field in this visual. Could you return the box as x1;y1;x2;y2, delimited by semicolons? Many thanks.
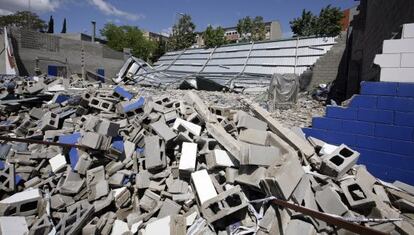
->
0;76;413;235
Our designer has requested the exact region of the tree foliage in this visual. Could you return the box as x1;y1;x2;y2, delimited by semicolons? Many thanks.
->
290;5;344;37
150;37;167;63
100;23;156;61
61;18;67;33
0;11;46;31
237;16;266;42
203;25;226;48
168;14;196;51
47;16;54;33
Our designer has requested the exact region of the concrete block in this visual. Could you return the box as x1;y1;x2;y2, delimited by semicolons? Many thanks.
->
374;124;413;141
49;153;67;173
150;120;177;143
29;214;53;235
403;23;414;38
89;98;114;112
383;38;414;53
144;136;167;171
206;149;235;169
110;220;130;235
0;188;40;216
55;203;94;235
374;53;401;68
320;144;359;179
315;186;348;215
358;108;394;124
349;95;378;108
326;106;357;120
395;112;414;127
200;185;248;227
341;120;375;136
312;117;342;131
206;123;241;161
0;216;29;235
360;81;398;96
378;96;414;112
173;118;202;136
381;68;414;83
237;113;267;131
398;82;414;97
401;53;414;67
140;190;160;212
179;142;197;173
80;132;111;150
191;169;217;205
117;97;145;115
355;135;392;152
86;166;109;201
136;170;151;189
240;144;280;166
393;180;414;195
145;215;185;235
0;165;15;192
261;156;304;200
96;120;120;137
40;112;59;131
341;180;376;210
113;86;133;100
60;170;85;195
238;129;268;145
285;220;317;235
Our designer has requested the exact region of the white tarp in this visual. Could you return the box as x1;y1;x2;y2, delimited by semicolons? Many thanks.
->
4;27;17;75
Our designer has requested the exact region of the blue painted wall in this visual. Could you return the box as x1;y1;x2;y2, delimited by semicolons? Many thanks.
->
303;81;414;185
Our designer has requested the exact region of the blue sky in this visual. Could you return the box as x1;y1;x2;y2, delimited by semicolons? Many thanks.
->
0;0;357;37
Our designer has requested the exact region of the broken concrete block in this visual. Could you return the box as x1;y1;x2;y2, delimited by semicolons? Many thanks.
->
315;186;348;216
86;166;109;201
240;144;280;166
97;120;120;137
393;180;414;196
0;188;40;216
144;136;167;171
173;118;202;136
191;169;218;205
79;132;111;150
111;219;130;235
60;170;85;195
179;142;197;173
261;156;304;200
136;170;151;189
167;179;189;194
140;190;160;212
238;129;268;145
29;214;53;235
89;97;114;112
341;180;376;210
320;144;359;179
49;153;67;173
145;215;186;235
55;203;95;235
285;219;317;235
0;165;15;192
158;198;181;218
113;86;133;100
206;123;241;161
0;216;29;235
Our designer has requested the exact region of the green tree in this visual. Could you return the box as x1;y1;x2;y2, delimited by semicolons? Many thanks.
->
203;25;226;48
168;14;196;51
290;9;318;37
61;18;67;33
316;5;344;37
47;15;54;33
290;6;344;37
0;11;46;31
237;16;266;42
150;37;167;63
100;23;156;61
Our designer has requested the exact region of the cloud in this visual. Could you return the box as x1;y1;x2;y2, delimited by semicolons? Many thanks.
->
0;0;61;12
89;0;144;21
160;27;172;37
106;18;121;24
0;9;13;16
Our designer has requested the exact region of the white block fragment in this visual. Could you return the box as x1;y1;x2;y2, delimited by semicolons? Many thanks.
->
124;140;136;159
49;154;67;173
191;170;217;205
320;144;338;155
403;23;414;39
1;188;40;204
374;53;401;68
173;118;202;136
213;149;234;167
0;216;29;235
401;53;414;67
111;220;130;235
383;39;414;53
179;142;197;172
145;216;172;235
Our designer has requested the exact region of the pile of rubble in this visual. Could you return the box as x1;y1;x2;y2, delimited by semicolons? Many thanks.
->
0;76;413;235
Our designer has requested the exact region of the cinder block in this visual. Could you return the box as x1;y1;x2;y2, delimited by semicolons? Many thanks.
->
326;106;357;120
383;38;414;53
150;120;177;143
40;112;59;131
179;142;197;173
191;169;217;205
238;129;268;145
341;180;376;210
0;216;29;234
374;53;401;68
113;86;133;100
311;117;342;131
315;186;348;215
236;113;267;131
206;149;235;169
172;118;201;136
322;130;357;146
349;95;378;108
355;135;392;152
401;53;414;67
398;83;414;98
403;23;414;38
240;144;280;166
320;144;359;179
144;136;166;171
374;124;413;141
302;128;327;140
391;140;414;156
342;120;375;136
49;153;67;173
357;108;394;124
0;188;41;216
381;68;414;83
378;96;414;112
360;81;398;96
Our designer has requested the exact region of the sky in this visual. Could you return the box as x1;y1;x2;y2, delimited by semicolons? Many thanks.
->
0;0;358;37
